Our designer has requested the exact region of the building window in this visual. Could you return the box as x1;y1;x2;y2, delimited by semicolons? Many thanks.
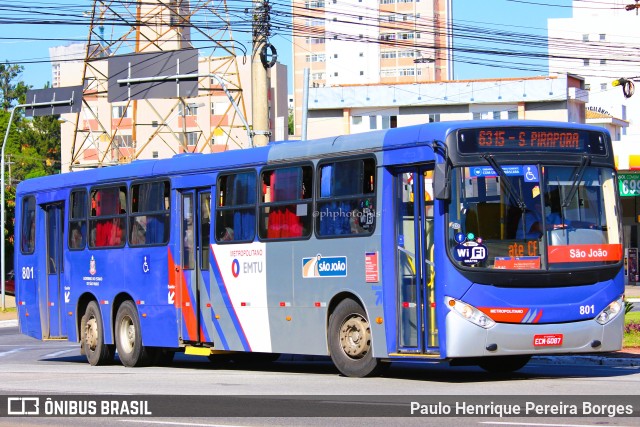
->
306;37;325;44
352;116;362;125
178;103;199;116
152;151;158;158
306;54;326;63
492;111;501;120
112;105;131;118
472;112;481;120
582;34;589;42
508;110;518;120
360;71;364;75
583;59;590;66
600;59;606;65
599;33;606;41
428;114;440;123
601;83;607;91
305;0;325;8
114;135;133;148
181;132;199;147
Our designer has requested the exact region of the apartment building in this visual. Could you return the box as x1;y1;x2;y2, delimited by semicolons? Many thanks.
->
291;0;452;137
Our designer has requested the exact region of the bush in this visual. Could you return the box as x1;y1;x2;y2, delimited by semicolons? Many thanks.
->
624;321;640;334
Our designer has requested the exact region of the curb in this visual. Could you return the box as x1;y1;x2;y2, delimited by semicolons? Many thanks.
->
0;319;17;329
533;354;640;367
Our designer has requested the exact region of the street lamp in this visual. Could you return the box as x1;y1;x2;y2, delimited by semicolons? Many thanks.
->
2;98;75;310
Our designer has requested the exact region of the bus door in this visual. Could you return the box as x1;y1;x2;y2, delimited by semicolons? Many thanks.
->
43;202;66;339
179;189;212;343
395;169;436;353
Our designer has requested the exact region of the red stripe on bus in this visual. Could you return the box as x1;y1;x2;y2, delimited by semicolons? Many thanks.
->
168;248;197;341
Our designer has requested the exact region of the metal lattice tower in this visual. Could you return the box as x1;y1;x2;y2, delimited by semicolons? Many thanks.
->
68;0;249;169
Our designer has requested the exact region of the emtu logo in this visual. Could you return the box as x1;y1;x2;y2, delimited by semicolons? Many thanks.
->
231;259;240;278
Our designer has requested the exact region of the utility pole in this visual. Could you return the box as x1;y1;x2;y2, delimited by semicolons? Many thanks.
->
251;0;274;146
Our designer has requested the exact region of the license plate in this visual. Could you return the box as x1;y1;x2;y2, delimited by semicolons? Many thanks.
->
533;334;563;347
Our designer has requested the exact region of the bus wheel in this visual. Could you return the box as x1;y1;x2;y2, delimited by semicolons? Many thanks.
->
81;301;114;366
478;355;531;373
115;300;150;367
328;299;382;377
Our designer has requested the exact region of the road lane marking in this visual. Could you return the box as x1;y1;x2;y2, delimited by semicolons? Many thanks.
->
481;422;636;427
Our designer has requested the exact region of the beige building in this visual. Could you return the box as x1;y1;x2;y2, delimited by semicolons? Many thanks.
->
53;46;288;171
302;75;593;138
291;0;453;138
51;0;288;171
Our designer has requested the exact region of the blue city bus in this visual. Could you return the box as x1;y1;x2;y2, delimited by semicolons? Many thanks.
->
14;120;624;377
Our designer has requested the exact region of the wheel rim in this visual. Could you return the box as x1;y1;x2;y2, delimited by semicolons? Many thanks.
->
118;315;135;354
85;316;98;352
339;314;371;359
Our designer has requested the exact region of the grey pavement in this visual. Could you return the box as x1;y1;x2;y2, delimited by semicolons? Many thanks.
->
1;290;640;368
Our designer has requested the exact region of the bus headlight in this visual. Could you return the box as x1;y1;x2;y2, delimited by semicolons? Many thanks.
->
595;297;623;325
445;296;495;329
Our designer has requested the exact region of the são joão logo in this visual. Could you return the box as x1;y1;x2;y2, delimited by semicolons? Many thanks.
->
302;254;348;278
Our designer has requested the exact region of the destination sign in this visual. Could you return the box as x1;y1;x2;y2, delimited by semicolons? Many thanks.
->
458;128;607;155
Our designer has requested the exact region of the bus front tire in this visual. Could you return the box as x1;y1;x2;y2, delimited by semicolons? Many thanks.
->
115;300;151;367
328;299;383;378
81;301;114;366
478;355;531;373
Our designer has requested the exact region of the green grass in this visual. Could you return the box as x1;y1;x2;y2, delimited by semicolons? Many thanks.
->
624;308;640;348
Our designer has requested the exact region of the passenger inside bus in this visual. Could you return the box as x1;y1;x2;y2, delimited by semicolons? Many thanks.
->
266;168;305;238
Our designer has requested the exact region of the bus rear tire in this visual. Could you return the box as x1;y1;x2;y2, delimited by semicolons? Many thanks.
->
115;300;151;367
328;299;382;378
81;301;114;366
478;355;531;373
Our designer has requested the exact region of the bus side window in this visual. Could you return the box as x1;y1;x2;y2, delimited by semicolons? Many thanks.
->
89;185;127;248
69;190;88;250
260;166;312;240
21;196;36;254
316;158;376;237
216;172;256;243
130;180;170;246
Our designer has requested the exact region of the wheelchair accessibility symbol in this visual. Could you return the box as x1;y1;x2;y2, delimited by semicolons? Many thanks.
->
523;165;539;182
142;256;150;274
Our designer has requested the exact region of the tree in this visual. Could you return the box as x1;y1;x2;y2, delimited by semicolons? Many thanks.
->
0;64;60;273
288;109;294;136
0;62;28;112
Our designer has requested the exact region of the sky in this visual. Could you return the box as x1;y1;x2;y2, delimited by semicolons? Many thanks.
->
0;0;574;90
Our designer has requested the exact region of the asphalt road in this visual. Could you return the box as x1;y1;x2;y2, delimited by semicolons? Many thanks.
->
1;325;640;426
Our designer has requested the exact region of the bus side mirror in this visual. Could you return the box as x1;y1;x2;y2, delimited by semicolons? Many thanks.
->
434;163;450;200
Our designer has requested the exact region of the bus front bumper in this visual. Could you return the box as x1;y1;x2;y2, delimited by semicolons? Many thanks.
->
444;310;623;359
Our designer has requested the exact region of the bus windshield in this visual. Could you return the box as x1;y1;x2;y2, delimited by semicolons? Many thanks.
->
447;164;622;271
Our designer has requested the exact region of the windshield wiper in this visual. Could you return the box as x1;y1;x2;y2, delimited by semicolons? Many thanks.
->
562;155;590;208
482;154;526;211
